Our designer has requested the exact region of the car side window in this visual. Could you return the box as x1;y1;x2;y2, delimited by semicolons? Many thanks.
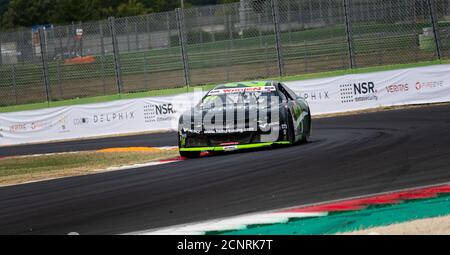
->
280;83;297;100
277;88;287;102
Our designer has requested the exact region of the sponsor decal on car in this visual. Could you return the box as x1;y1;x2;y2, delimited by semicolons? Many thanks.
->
208;86;276;96
203;128;256;134
223;145;239;151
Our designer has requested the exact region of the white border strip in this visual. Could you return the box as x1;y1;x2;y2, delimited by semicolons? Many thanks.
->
129;181;450;235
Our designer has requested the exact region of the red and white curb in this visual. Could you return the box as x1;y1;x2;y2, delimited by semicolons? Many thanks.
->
134;182;450;235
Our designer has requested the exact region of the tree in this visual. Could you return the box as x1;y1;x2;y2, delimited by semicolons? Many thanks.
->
116;0;149;17
218;0;239;4
51;0;103;24
0;0;9;16
2;0;57;28
0;0;240;29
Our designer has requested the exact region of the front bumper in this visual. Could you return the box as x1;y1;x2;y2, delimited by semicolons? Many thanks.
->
179;141;290;152
179;127;290;152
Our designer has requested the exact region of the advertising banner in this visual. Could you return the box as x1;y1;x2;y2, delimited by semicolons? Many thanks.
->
1;64;450;146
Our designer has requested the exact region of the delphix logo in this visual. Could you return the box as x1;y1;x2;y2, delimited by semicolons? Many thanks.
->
340;81;378;103
296;90;330;101
73;111;135;126
94;111;135;123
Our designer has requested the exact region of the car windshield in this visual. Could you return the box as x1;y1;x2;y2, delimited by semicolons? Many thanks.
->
201;86;278;107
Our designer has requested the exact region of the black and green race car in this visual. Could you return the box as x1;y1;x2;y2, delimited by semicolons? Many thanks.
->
178;81;311;158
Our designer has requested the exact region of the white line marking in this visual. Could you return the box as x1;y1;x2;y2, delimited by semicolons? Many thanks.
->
97;159;181;172
127;181;450;235
135;212;326;235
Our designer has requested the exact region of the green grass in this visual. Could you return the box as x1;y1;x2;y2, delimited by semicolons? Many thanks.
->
280;59;450;81
0;59;448;113
0;150;179;186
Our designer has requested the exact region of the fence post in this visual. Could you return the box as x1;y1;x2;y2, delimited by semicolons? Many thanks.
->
0;32;3;65
56;59;63;99
126;17;130;52
343;0;355;69
109;17;123;94
134;22;139;50
166;13;172;52
58;27;65;62
144;56;149;90
79;21;84;57
428;0;442;60
175;8;191;87
99;21;107;95
271;0;285;77
11;64;18;104
147;15;152;50
304;40;308;73
226;14;233;82
196;9;203;44
38;28;52;103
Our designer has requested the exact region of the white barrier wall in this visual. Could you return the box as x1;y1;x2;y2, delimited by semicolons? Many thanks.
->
1;64;450;146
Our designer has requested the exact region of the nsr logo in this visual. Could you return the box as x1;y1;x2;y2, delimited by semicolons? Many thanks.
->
155;103;175;115
353;82;376;95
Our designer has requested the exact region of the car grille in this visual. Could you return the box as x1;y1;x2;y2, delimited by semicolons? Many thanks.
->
207;133;254;146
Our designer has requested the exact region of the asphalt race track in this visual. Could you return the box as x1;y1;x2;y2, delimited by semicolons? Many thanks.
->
0;132;178;157
1;104;450;234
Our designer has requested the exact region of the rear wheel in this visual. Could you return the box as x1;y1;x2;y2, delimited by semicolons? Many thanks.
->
300;112;311;143
287;112;296;145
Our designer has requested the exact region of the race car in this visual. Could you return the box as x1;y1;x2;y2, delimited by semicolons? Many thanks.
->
178;81;311;158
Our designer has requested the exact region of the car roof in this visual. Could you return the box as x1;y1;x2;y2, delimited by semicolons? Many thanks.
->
213;81;276;90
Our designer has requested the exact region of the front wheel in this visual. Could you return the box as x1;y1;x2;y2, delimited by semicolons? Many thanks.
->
178;133;201;158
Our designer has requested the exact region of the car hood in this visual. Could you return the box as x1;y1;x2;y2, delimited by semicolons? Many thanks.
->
180;102;282;127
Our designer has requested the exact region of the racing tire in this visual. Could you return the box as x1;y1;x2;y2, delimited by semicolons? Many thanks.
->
300;112;311;144
287;112;296;145
178;133;201;158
